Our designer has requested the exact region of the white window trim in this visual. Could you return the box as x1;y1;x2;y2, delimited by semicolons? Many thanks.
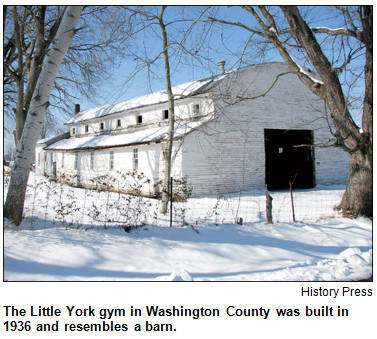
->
109;151;114;170
192;103;201;117
162;109;169;120
136;114;143;124
74;153;78;170
133;148;138;170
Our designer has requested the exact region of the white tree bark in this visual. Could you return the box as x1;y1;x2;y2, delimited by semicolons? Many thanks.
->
4;6;83;226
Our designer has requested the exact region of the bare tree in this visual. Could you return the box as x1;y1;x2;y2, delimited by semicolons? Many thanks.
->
210;6;372;217
156;6;176;214
3;6;125;148
119;6;214;214
4;6;84;226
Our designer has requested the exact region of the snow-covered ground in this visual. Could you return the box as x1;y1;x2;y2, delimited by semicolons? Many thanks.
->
3;172;372;281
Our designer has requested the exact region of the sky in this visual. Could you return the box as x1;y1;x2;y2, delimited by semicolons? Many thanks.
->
70;6;365;124
3;5;365;144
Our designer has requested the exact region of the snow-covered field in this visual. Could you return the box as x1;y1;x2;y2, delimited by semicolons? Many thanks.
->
3;172;372;281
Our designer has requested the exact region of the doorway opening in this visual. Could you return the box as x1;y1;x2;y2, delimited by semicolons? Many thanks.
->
264;129;315;190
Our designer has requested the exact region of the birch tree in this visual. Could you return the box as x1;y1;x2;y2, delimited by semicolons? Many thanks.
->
4;6;65;149
4;6;124;146
210;6;372;217
4;6;84;226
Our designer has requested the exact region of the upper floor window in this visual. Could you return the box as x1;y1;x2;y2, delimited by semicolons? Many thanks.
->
100;122;104;130
137;115;143;124
193;104;200;116
163;109;169;120
72;127;76;135
117;119;121;128
109;151;114;170
85;125;89;133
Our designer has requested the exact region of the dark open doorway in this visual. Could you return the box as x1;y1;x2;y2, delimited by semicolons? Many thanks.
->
264;129;315;190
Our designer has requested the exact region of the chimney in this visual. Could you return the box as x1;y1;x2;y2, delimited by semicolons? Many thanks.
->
75;104;80;114
218;60;225;75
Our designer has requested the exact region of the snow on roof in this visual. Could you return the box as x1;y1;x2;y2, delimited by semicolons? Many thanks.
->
44;119;207;151
66;76;224;125
36;132;70;145
37;135;61;145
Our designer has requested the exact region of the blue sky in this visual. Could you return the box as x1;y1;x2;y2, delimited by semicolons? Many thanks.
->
75;5;364;124
4;5;365;144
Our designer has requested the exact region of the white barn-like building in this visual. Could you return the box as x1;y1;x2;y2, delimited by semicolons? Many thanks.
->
35;62;350;196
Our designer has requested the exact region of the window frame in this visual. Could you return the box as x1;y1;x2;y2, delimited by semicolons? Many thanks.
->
192;103;200;116
133;148;138;170
74;153;78;170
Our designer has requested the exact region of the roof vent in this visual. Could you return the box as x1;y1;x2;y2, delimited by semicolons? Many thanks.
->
75;104;80;114
218;60;225;75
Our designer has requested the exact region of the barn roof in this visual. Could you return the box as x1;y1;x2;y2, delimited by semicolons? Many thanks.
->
44;119;207;151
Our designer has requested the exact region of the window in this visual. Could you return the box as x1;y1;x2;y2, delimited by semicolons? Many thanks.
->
137;115;143;124
117;119;121;127
72;128;76;135
193;104;200;116
74;153;78;170
85;125;89;133
50;153;54;171
61;152;64;168
38;154;40;166
163;109;169;120
100;122;104;130
90;153;94;170
109;151;114;170
133;148;138;170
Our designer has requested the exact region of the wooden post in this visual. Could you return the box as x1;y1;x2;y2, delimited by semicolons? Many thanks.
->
289;181;296;222
170;176;173;227
265;185;273;224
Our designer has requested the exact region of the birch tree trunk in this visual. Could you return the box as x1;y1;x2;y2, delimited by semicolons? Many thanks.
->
158;6;175;214
4;6;83;226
